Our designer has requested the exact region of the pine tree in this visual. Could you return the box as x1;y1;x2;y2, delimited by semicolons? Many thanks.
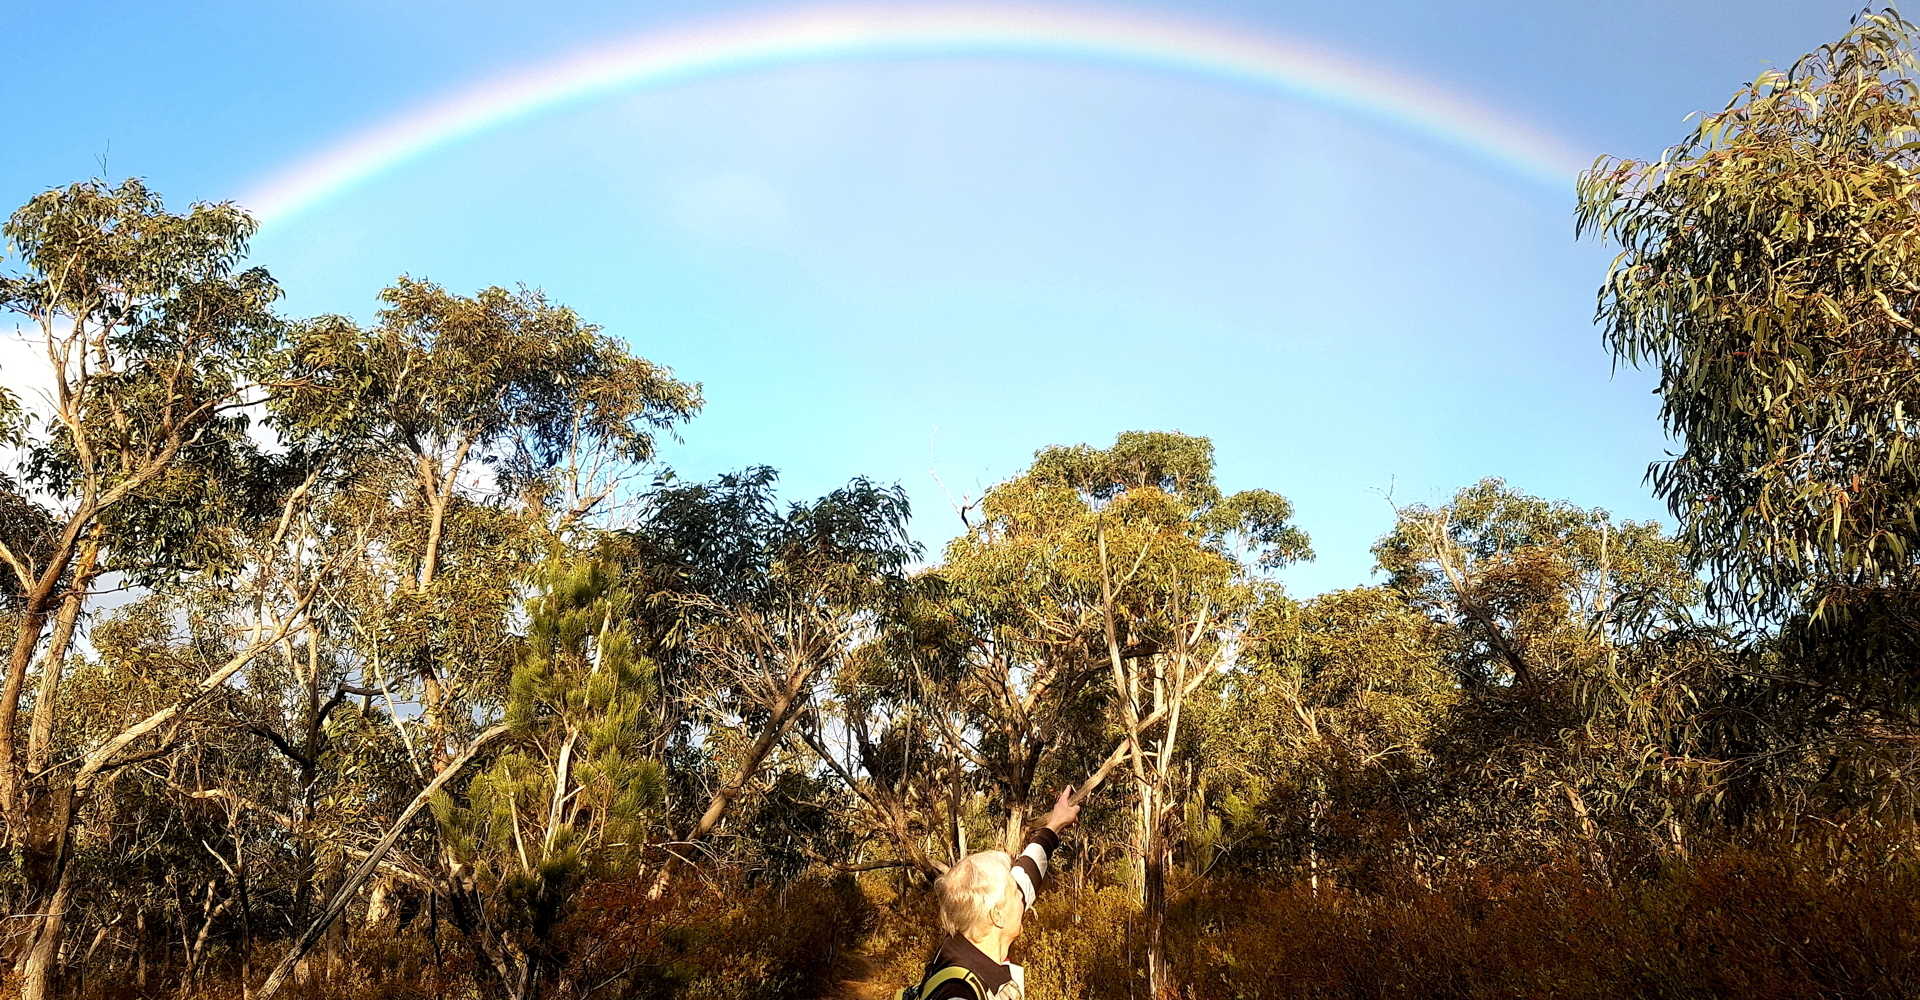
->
436;556;665;1000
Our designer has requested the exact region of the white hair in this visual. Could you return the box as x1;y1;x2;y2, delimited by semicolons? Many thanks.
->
935;849;1013;939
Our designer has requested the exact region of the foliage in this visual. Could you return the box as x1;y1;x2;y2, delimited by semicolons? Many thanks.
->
553;874;872;1000
1;178;282;582
433;557;667;996
1578;10;1920;621
1374;478;1696;688
276;277;699;483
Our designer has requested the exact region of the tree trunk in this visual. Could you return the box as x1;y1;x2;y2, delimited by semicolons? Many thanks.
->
16;781;78;1000
136;911;149;990
185;882;231;990
1002;799;1029;854
687;662;811;842
1132;784;1153;906
1561;783;1612;885
0;510;90;832
291;634;323;933
947;753;966;862
18;854;76;1000
235;838;255;999
414;441;469;747
74;920;112;998
26;536;101;775
1001;743;1045;852
1141;804;1171;1000
1307;783;1325;896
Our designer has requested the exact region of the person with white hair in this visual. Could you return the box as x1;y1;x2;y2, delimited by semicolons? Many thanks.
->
901;786;1081;1000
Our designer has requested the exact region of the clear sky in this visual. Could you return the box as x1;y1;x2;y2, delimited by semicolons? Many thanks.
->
0;0;1869;594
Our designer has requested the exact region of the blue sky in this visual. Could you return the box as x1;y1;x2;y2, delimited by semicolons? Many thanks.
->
1;1;1868;593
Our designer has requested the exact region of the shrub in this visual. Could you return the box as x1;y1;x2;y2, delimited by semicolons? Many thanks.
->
556;873;873;1000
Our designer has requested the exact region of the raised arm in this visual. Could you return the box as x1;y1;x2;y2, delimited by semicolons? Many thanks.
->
1011;786;1080;908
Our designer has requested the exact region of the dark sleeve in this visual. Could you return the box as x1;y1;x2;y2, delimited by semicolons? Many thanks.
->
1010;826;1060;908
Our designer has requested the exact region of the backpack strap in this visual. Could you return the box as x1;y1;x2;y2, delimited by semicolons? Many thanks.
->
901;963;985;1000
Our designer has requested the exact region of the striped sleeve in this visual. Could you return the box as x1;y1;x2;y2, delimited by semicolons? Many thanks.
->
1009;826;1060;908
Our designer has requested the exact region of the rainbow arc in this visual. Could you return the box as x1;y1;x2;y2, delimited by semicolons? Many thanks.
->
243;3;1592;227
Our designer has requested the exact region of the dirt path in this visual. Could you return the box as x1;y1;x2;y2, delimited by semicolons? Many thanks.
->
832;923;922;1000
834;947;897;1000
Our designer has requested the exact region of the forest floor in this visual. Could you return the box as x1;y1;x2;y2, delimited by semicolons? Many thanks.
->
834;948;896;1000
833;907;926;1000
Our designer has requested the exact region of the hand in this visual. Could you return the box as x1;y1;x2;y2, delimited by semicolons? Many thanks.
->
1043;785;1081;832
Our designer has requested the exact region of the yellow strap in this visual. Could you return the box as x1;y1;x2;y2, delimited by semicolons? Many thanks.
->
918;964;983;998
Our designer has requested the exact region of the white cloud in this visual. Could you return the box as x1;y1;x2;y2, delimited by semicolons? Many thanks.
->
2;321;56;415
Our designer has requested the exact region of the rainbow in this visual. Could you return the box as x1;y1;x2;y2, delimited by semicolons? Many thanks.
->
243;4;1592;227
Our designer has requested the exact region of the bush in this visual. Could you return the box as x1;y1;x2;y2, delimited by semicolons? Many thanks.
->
75;846;1920;999
872;847;1920;999
1171;852;1920;1000
556;873;873;1000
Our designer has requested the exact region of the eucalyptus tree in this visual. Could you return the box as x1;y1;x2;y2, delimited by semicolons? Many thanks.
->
1577;10;1920;625
638;470;917;883
933;537;1114;855
789;575;974;878
49;593;296;990
1576;8;1920;853
22;478;339;999
950;431;1309;998
0;179;328;1000
236;280;699;996
273;277;700;762
1208;586;1455;887
1373;481;1727;875
1374;478;1696;690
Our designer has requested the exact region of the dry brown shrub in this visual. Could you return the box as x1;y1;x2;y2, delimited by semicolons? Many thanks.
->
553;872;872;1000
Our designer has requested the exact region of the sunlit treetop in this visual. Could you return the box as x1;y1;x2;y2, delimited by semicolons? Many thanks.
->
943;431;1311;645
273;277;701;490
1577;9;1920;621
1;179;288;583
